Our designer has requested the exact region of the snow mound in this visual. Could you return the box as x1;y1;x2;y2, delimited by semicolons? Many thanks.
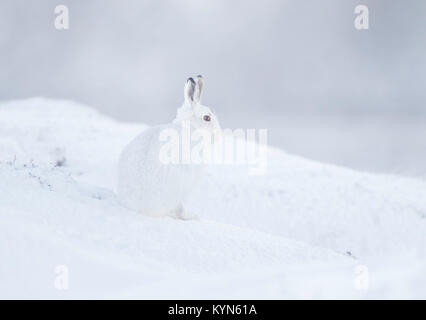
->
197;149;426;258
0;97;144;188
0;98;425;299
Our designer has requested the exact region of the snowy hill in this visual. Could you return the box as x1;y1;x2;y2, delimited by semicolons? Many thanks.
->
0;98;425;299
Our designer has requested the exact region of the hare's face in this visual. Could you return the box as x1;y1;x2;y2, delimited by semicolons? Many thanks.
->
191;104;221;132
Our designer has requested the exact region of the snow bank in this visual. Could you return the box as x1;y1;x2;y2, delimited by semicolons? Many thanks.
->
0;98;425;299
197;150;426;258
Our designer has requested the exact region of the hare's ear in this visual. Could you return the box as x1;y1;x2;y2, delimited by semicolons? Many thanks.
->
184;77;196;105
194;75;203;104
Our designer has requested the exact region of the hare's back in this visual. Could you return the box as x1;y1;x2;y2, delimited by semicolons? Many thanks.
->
118;124;173;176
118;124;196;212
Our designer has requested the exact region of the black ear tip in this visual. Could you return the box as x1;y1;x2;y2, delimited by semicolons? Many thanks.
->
197;75;203;79
187;77;195;84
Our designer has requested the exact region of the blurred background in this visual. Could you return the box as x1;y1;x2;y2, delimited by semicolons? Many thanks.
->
0;0;425;177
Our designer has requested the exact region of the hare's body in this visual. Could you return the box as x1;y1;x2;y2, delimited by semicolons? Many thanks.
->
117;76;220;218
117;124;203;217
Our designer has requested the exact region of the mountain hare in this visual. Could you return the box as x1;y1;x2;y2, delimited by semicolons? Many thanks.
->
117;76;221;218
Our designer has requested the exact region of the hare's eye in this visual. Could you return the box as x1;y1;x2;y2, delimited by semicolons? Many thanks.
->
203;115;211;122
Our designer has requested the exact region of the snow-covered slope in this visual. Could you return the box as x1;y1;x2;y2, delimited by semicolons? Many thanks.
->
0;98;425;299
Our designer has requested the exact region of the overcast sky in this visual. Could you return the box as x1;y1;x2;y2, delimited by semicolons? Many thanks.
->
0;0;425;125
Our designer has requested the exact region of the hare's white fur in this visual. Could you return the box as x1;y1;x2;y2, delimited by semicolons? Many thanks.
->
117;76;220;218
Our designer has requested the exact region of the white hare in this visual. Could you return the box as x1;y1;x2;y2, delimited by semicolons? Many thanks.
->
117;76;221;218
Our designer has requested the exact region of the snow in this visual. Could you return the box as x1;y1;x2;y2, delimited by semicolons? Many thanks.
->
0;97;425;299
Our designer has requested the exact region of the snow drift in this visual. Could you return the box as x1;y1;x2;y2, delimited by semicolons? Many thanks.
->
0;98;425;299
